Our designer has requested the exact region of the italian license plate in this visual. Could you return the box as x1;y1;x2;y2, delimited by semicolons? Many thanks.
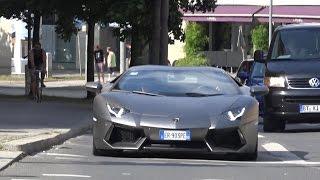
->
300;105;320;113
159;130;191;141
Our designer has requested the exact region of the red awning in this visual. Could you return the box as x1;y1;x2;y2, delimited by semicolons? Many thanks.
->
183;5;263;23
255;6;320;23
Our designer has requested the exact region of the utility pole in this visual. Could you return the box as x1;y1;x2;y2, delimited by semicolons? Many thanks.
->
120;40;126;74
269;0;273;45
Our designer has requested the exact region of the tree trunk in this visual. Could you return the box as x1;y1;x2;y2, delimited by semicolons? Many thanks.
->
160;0;169;65
130;25;144;67
32;11;41;45
149;0;161;65
87;19;95;98
87;20;95;82
27;12;32;51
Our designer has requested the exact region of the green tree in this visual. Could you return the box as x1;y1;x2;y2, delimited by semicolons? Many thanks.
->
0;0;216;72
252;24;269;52
184;22;209;56
109;0;216;65
175;22;209;67
174;54;208;67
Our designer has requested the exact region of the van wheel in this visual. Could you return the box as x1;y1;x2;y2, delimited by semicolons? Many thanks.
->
263;117;285;132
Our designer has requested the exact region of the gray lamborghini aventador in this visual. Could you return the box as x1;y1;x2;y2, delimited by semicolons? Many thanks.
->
93;65;268;160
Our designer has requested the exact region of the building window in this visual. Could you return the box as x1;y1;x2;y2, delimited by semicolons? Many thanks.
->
55;35;76;63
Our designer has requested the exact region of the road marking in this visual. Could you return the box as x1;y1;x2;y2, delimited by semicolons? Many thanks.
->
139;157;320;166
42;174;91;178
179;162;227;166
55;157;84;160
42;153;87;158
262;142;307;164
121;173;131;176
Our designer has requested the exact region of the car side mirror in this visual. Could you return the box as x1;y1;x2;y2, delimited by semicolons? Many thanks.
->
234;77;244;85
237;72;249;83
250;85;269;96
254;50;265;63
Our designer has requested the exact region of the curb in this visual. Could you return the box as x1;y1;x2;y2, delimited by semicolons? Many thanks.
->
0;123;92;171
0;95;93;104
3;123;92;154
0;152;25;172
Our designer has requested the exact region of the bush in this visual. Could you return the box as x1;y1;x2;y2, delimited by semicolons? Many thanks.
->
175;54;208;67
184;22;209;57
251;24;269;52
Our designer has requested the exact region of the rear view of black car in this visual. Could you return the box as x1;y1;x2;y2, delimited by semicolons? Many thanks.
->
254;24;320;132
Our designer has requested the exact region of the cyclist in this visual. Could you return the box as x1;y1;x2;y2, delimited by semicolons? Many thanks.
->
28;42;47;99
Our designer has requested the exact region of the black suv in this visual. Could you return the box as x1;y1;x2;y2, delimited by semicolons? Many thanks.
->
254;24;320;132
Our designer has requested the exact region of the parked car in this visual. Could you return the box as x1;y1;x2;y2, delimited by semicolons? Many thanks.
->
236;60;265;114
247;62;266;115
93;65;268;160
236;59;254;84
254;23;320;132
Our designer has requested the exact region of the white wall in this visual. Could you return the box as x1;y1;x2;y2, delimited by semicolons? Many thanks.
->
217;0;320;6
0;18;14;74
168;21;186;62
0;17;28;74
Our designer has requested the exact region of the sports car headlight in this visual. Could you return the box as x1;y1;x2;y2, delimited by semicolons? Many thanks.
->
226;107;246;121
264;77;285;88
107;104;130;118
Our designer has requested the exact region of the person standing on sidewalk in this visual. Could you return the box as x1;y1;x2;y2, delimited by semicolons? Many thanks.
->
94;45;105;83
28;42;47;98
107;47;116;79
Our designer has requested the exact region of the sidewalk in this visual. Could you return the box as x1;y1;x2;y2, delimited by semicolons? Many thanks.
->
0;97;92;171
0;72;119;99
0;80;87;98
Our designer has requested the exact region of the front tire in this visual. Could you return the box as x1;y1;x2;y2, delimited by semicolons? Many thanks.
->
263;116;286;132
241;141;258;161
243;150;257;161
92;141;105;156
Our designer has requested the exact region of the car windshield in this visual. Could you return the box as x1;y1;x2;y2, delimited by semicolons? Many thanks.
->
271;28;320;60
113;69;239;97
238;61;253;74
251;63;265;78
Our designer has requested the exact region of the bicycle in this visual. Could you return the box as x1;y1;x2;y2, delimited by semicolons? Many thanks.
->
34;69;43;103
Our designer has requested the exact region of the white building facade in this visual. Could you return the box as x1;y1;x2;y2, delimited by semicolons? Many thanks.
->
0;18;28;74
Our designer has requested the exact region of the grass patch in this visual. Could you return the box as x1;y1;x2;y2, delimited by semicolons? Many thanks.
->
0;75;85;82
0;144;3;151
0;75;24;81
46;76;85;82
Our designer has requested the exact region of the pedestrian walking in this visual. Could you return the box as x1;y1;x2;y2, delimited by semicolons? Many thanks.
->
94;45;105;83
107;47;116;79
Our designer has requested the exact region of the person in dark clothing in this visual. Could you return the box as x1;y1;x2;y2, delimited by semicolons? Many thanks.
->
28;42;47;98
94;45;105;83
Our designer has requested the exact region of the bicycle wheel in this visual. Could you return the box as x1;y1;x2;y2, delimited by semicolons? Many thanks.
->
35;72;41;103
38;87;42;103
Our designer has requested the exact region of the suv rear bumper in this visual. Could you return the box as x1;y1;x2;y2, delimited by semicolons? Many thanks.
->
264;88;320;122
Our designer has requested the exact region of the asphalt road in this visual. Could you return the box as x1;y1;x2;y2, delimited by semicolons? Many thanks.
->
0;97;91;129
1;124;320;180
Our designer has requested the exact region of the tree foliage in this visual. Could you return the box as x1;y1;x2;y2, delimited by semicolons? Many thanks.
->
0;0;216;64
175;54;208;67
184;22;208;57
252;24;269;52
